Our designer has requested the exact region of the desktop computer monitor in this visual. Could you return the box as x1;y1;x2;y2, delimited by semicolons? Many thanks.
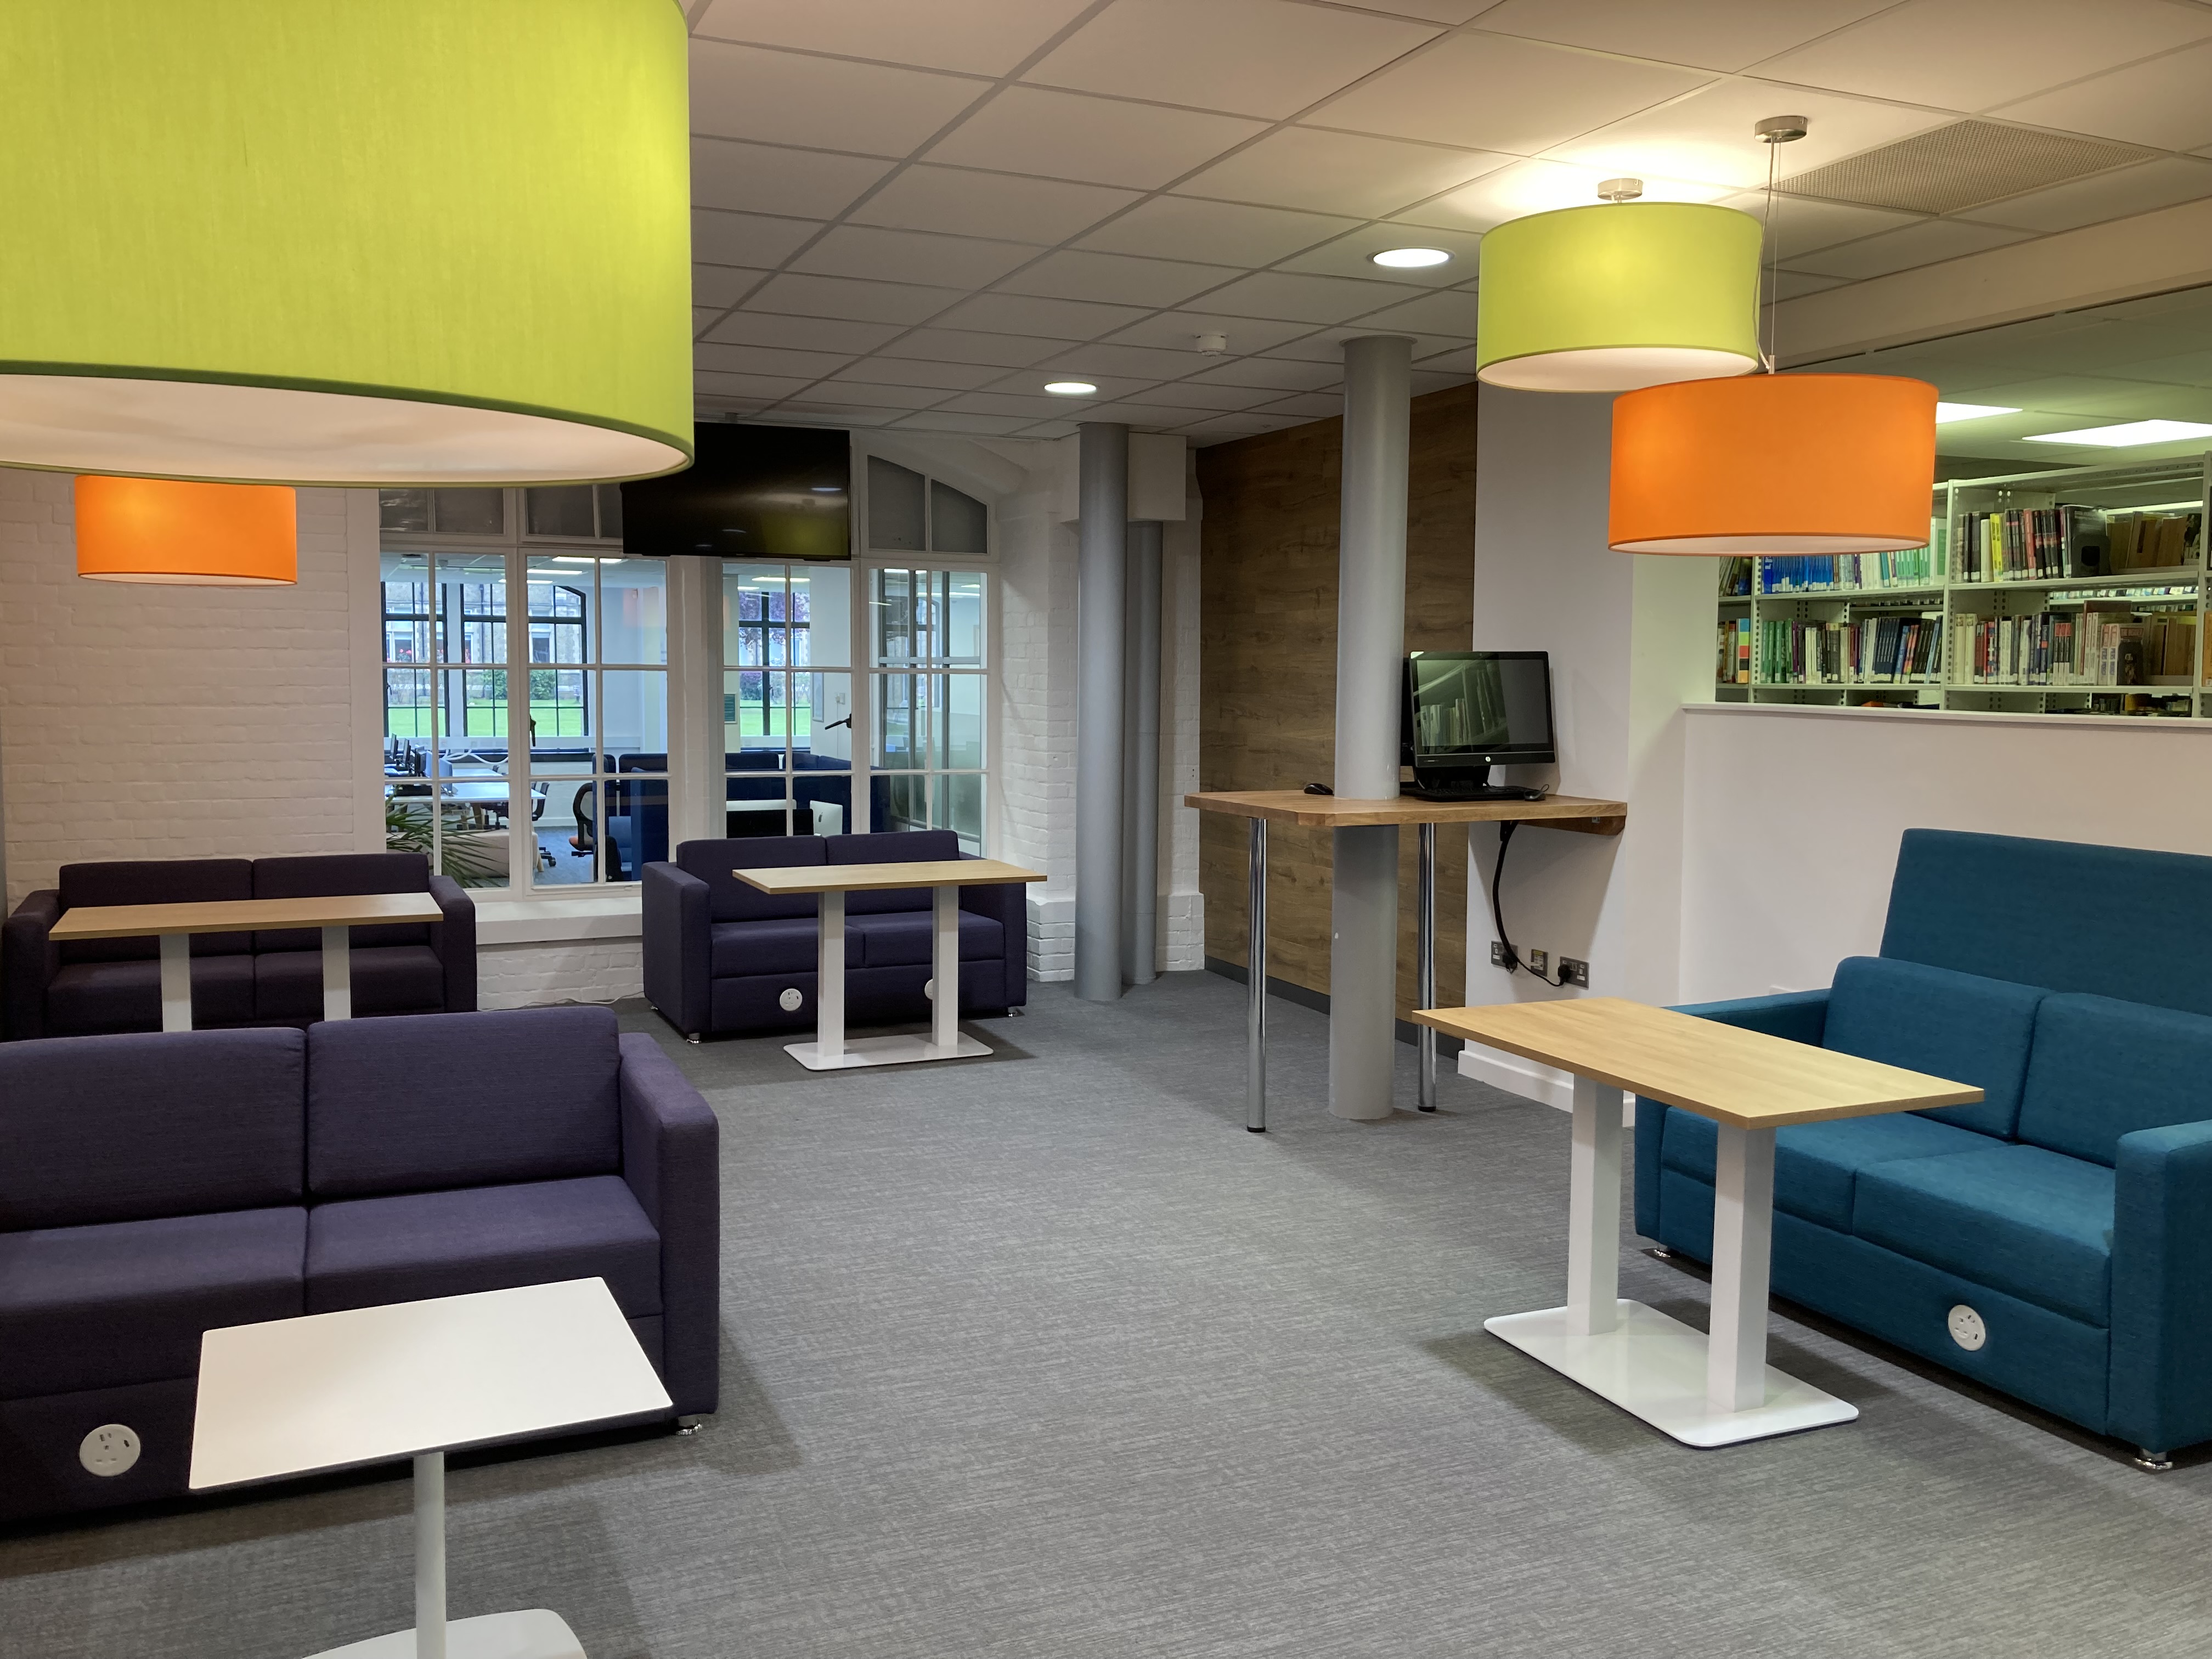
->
1401;651;1555;798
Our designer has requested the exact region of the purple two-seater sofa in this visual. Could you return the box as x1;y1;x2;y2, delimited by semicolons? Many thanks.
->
2;851;476;1041
0;1006;718;1523
641;830;1026;1041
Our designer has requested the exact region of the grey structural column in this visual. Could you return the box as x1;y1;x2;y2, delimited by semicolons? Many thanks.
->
1328;334;1414;1121
664;555;726;849
1121;520;1163;986
1074;421;1129;1002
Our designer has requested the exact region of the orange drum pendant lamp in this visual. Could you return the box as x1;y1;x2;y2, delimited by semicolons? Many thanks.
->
1609;373;1938;554
75;475;297;585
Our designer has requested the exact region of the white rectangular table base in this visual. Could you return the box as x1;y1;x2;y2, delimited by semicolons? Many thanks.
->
159;933;191;1032
304;1610;584;1659
1485;1302;1858;1448
786;882;992;1070
321;924;353;1022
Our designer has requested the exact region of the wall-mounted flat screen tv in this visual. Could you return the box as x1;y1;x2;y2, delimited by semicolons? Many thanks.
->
621;422;850;560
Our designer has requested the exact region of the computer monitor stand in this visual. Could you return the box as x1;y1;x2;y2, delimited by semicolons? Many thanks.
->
1404;764;1546;803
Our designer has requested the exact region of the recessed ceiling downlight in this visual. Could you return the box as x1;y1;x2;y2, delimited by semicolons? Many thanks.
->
1045;381;1098;396
1372;247;1451;268
2025;419;2212;448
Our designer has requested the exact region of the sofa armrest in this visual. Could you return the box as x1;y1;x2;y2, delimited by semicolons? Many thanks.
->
619;1031;720;1415
425;874;477;1012
642;861;713;1037
1634;989;1832;1240
957;864;1027;1009
2111;1119;2212;1454
3;889;61;1042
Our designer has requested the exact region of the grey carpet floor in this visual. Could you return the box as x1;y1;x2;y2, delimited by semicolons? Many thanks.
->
4;973;2208;1658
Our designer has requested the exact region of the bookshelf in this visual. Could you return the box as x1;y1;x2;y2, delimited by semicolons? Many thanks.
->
1713;454;2210;719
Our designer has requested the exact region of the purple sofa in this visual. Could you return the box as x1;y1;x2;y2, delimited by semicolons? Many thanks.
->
2;852;476;1041
641;830;1026;1041
0;1006;718;1523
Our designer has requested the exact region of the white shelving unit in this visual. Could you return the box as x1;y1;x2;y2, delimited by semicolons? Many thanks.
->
1714;454;2210;719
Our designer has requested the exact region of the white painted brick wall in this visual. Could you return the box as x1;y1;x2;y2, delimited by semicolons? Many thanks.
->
1159;479;1206;971
478;939;644;1010
995;472;1079;980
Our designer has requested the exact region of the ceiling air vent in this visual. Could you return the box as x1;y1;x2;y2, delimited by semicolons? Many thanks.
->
1785;121;2153;216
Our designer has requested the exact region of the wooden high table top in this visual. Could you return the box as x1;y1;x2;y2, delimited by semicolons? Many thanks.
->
733;857;1046;895
1185;789;1627;836
1415;996;1980;1130
49;891;444;940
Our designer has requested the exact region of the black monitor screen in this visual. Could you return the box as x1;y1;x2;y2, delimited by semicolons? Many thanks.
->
621;423;850;560
1407;652;1555;765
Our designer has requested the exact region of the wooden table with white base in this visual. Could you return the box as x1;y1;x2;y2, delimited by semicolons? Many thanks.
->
191;1278;672;1659
1414;996;1980;1447
735;857;1045;1071
48;892;445;1032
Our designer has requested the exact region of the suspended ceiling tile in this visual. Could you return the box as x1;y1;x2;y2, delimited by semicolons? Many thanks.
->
1182;357;1344;391
1023;0;1441;120
888;410;1043;435
694;396;776;415
1474;0;1899;74
691;210;822;270
819;358;1007;391
1106;310;1321;353
1306;33;1712;156
1179;127;1514;218
1992;41;2212;153
690;42;987;154
1408;368;1475;392
1769;269;1852;300
1393;157;1728;234
1343;286;1483;335
1271;327;1470;362
691;139;895;219
1076;399;1223;426
1078;196;1364;266
1414;344;1480;374
1969;156;2212;233
1272;224;1484;284
1951;374;2197;412
2107;348;2212;390
931;291;1153;340
1750;0;2212;113
741;272;967;325
876;328;1084;367
693;0;1096;76
1713;190;1924;258
938;390;1114;419
695;370;817;399
1034;341;1234;379
990;370;1161;401
1121;380;1289;411
1547;80;1953;194
997;250;1243;309
1193;270;1432;324
702;313;909;354
693;307;725;336
1785;217;2034;280
849;165;1144;244
763;401;906;426
922;87;1267;190
1176;412;1315;442
696;343;856;379
789;225;1043;289
693;264;767;311
790;380;954;411
1329;1;1494;22
1249;392;1346;419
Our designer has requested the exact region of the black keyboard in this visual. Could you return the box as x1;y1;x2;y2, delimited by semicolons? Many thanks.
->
1403;783;1548;803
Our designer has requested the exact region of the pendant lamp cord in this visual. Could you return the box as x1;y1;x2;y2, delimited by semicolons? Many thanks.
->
1760;134;1780;374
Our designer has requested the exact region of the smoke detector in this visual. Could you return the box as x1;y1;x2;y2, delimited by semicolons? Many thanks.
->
1195;332;1228;356
1596;177;1643;202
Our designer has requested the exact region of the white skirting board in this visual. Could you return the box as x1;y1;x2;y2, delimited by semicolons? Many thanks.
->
1458;1045;1633;1122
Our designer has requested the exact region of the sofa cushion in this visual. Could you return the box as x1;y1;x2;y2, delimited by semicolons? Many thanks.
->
305;1176;660;1318
1825;956;2044;1138
849;910;1003;969
0;1028;305;1228
254;945;446;1022
2015;994;2212;1167
56;859;253;962
1853;1145;2113;1325
307;1007;620;1198
0;1207;306;1398
710;917;853;978
252;852;435;950
1659;1106;1992;1232
675;836;825;923
826;830;960;915
44;957;256;1035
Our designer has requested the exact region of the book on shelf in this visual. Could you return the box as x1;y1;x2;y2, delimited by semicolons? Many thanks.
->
1717;556;1754;597
1947;608;2196;687
1758;545;1937;592
1954;505;2126;583
1756;611;1942;685
1716;616;1751;684
2100;510;2200;575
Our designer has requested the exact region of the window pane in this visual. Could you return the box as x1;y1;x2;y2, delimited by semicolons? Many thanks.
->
868;456;925;550
383;669;433;748
380;489;431;533
436;554;507;665
725;565;786;668
601;558;668;665
945;571;983;665
877;772;928;834
431;488;505;535
873;670;933;770
800;671;854;770
945;672;983;770
600;669;669;764
724;668;792;756
930;479;986;554
933;772;983;854
384;784;510;891
526;486;596;538
794;563;850;668
595;483;624;540
871;568;984;667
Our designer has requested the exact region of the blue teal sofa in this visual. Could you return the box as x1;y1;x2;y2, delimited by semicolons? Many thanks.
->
1638;829;2212;1464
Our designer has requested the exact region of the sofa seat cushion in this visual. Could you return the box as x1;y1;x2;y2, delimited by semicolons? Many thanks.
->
254;945;445;1022
1658;1108;1993;1231
46;956;255;1035
1823;956;2045;1138
1853;1146;2113;1325
710;917;855;978
0;1207;306;1398
305;1176;661;1318
848;911;1003;969
2015;993;2212;1166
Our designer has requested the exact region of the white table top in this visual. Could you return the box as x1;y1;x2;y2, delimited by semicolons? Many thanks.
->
190;1279;672;1490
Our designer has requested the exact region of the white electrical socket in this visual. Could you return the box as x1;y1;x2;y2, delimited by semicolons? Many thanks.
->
1527;947;1548;975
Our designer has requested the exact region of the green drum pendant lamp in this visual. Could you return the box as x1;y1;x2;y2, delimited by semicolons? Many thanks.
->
1476;198;1764;393
0;0;692;485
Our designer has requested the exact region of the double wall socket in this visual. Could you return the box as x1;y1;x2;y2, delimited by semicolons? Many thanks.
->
1559;957;1589;988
